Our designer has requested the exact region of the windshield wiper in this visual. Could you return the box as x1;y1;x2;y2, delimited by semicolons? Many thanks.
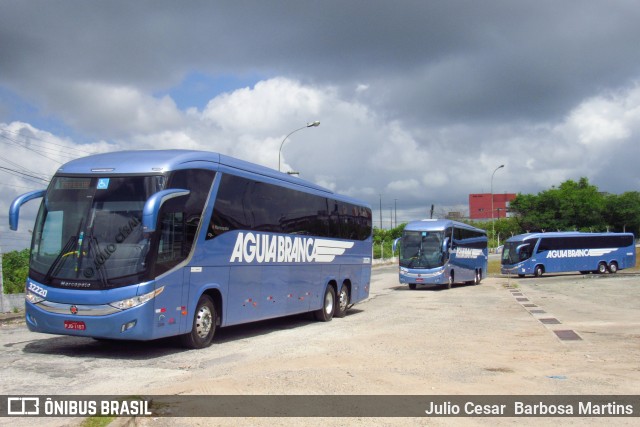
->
43;236;77;283
87;235;109;288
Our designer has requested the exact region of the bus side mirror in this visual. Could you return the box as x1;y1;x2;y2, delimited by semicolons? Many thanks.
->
442;237;450;252
9;189;46;231
392;237;400;253
142;189;190;232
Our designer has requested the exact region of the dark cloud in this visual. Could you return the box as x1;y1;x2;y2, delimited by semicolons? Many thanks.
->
1;1;640;230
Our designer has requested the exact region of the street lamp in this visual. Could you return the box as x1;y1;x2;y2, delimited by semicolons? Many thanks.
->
491;164;505;244
278;121;320;172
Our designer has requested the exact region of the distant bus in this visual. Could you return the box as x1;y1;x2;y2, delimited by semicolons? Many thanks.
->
501;232;636;277
9;150;373;348
393;219;488;289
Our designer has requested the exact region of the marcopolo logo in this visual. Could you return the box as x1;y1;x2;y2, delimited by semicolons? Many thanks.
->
230;232;354;264
546;248;616;259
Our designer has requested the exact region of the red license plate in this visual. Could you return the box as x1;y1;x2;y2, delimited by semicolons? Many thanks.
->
64;320;86;331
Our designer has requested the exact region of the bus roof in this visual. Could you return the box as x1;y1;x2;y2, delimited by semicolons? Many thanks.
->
403;219;486;234
505;231;635;243
54;150;369;207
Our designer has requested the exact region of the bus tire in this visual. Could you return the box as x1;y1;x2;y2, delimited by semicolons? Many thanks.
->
180;295;216;349
597;262;607;274
408;283;417;290
608;262;618;273
474;270;481;285
518;274;525;278
446;272;454;289
334;285;350;318
314;285;335;322
534;265;544;277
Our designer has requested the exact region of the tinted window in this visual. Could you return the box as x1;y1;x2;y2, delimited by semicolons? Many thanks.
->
537;235;634;252
208;174;371;240
154;169;216;276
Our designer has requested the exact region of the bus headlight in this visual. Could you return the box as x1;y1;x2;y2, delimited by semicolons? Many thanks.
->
26;291;45;304
109;286;164;311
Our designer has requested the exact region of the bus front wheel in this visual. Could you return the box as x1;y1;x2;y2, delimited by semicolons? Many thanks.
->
446;272;454;289
314;285;335;322
180;295;216;349
534;265;544;277
408;283;417;290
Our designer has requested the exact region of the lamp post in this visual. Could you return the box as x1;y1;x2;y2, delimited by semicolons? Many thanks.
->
491;164;505;244
278;121;320;172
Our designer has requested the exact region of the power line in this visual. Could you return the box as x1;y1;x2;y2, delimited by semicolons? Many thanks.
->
1;126;95;156
0;166;50;182
0;133;70;163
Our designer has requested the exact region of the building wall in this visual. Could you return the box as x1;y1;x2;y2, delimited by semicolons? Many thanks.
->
469;193;516;220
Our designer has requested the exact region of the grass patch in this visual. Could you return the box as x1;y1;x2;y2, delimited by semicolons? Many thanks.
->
488;257;501;276
80;416;115;427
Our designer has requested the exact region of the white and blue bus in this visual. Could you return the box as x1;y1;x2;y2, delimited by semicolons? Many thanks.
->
393;219;488;289
9;150;373;348
501;232;636;277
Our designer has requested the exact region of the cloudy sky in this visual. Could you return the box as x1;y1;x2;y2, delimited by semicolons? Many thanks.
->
2;1;640;251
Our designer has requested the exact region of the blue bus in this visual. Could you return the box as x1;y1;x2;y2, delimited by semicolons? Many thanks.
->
9;150;373;348
501;232;636;277
393;219;488;289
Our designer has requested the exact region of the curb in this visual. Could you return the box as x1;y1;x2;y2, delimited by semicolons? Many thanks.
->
0;311;24;324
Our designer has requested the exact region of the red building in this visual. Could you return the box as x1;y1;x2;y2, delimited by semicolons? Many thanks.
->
469;193;516;220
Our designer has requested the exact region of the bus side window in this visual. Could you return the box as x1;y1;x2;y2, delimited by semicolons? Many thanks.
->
207;174;252;239
155;169;215;275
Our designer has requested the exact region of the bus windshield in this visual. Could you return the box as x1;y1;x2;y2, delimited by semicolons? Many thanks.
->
30;176;166;288
399;230;444;269
501;241;533;265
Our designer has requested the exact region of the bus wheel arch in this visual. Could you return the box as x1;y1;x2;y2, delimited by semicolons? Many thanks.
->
335;280;351;318
608;261;618;273
314;282;336;322
534;265;544;277
180;293;217;349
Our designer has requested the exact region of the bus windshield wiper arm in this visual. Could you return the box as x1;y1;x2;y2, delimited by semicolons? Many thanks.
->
87;235;109;288
43;236;77;283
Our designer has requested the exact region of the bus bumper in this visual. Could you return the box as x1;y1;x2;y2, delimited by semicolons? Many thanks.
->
25;298;158;341
399;268;446;285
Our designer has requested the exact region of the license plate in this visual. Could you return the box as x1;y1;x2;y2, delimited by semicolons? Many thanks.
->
64;320;86;331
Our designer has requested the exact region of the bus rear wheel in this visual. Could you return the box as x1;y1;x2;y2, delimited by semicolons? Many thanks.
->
474;270;482;285
180;295;216;349
597;262;608;274
314;285;335;322
334;285;350;318
608;262;618;273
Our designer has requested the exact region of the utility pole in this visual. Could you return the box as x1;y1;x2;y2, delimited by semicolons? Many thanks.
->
0;244;4;312
379;194;382;230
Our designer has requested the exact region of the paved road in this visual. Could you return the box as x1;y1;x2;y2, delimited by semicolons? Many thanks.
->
1;267;638;426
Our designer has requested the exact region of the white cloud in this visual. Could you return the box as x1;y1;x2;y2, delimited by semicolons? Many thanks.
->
42;82;185;138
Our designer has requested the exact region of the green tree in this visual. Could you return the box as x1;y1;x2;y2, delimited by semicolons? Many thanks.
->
373;223;406;259
2;249;30;294
510;177;607;232
604;191;640;235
